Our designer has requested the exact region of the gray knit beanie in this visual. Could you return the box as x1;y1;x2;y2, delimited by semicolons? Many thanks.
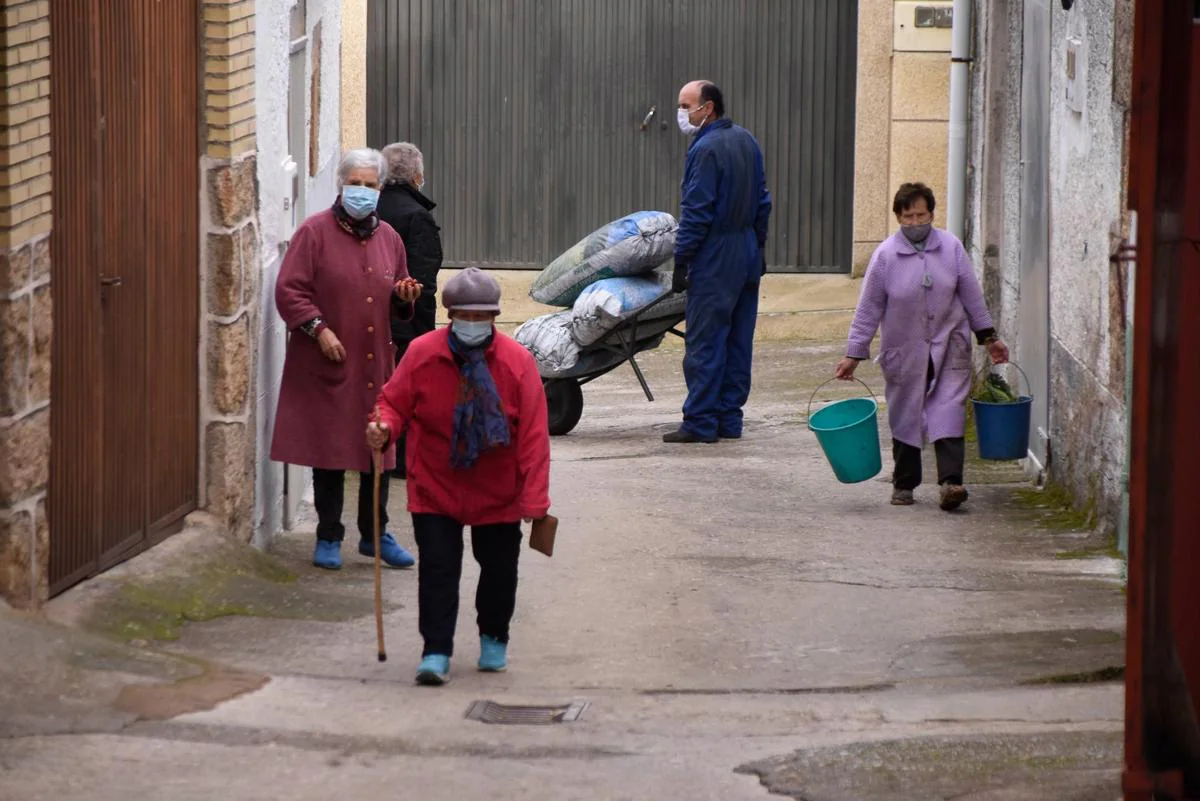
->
442;267;501;312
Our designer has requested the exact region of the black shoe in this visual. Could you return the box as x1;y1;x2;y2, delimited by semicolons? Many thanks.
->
718;431;743;440
662;428;718;444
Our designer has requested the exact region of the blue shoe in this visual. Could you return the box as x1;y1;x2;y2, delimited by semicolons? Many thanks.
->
416;654;450;686
313;540;343;570
478;635;508;673
359;533;416;568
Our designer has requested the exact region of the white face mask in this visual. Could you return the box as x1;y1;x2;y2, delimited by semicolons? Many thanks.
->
677;104;710;136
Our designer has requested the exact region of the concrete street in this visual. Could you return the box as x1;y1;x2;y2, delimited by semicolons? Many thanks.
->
0;333;1126;801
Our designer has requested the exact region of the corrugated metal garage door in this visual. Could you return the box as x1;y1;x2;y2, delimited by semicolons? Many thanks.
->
367;0;858;273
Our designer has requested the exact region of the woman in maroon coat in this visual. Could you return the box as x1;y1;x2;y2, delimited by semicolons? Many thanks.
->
270;148;423;571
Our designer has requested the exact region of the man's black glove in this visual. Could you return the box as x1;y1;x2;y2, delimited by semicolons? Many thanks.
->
672;264;689;294
760;249;768;276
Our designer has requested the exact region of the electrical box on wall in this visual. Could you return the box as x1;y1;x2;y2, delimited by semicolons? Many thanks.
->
894;1;954;51
1065;34;1086;113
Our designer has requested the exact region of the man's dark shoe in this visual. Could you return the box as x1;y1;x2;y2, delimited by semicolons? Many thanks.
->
718;430;742;440
663;428;718;444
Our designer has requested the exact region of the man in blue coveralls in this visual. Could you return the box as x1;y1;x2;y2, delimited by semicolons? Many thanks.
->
665;80;773;444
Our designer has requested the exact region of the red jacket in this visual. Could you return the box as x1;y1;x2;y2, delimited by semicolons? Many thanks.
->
376;328;551;525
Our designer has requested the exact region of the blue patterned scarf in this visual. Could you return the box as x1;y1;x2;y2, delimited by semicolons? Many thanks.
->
449;334;512;470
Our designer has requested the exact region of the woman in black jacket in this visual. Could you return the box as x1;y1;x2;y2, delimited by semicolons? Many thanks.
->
379;142;444;478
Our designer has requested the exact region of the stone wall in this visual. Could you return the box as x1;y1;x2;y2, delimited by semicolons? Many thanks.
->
965;0;1135;533
1043;0;1133;530
852;0;955;278
0;0;52;608
201;0;260;537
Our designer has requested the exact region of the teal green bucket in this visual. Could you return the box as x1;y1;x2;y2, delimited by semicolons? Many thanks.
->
808;378;883;484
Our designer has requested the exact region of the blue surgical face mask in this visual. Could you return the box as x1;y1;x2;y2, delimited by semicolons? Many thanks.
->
341;185;380;219
452;319;493;347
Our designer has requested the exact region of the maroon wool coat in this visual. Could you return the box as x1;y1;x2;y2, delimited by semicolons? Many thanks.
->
270;209;412;473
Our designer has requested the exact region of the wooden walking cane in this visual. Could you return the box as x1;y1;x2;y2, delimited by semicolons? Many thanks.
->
371;407;387;663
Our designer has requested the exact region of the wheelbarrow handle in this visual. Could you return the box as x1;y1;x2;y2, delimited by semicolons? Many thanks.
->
807;376;879;422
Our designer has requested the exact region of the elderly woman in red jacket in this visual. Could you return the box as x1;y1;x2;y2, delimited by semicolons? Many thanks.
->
367;267;552;686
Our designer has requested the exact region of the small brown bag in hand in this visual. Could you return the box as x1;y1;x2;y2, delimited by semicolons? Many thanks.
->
529;514;558;557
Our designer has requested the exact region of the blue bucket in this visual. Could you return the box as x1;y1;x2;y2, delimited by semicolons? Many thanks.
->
972;363;1033;461
808;378;883;484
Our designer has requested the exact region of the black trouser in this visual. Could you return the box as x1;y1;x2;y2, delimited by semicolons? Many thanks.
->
390;339;414;480
892;437;966;490
312;468;390;543
891;354;967;490
391;433;408;480
413;513;522;658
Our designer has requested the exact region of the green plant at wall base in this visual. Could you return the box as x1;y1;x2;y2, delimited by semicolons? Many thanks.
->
1053;535;1124;561
102;578;264;642
85;545;306;642
1013;481;1098;531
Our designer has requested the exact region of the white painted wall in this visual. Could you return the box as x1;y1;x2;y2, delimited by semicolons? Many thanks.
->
254;0;344;546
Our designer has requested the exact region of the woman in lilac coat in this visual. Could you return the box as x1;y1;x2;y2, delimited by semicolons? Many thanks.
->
835;183;1009;510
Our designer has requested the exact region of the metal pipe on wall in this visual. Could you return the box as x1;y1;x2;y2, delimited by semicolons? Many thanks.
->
947;0;972;239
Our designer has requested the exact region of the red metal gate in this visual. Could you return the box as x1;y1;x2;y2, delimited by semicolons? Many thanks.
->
1124;1;1200;798
48;0;201;595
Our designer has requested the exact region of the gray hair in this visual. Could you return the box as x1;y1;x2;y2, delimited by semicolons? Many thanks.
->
336;147;388;188
382;142;424;185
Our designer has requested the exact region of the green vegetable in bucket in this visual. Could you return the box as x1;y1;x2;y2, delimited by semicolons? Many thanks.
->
972;372;1020;404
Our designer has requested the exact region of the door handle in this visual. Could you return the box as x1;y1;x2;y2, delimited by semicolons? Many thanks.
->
640;105;657;131
100;276;123;287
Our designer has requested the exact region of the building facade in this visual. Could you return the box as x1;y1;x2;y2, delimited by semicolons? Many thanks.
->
966;0;1135;534
0;0;343;608
853;0;959;277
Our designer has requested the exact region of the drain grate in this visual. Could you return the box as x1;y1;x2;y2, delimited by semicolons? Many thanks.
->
465;699;589;725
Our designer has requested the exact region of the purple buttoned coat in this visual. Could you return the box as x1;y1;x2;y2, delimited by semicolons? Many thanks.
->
270;209;412;473
846;228;994;448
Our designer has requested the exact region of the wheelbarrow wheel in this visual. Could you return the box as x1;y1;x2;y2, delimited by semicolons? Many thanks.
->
545;379;584;436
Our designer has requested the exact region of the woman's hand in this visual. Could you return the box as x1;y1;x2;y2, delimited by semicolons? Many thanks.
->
834;357;859;381
987;338;1010;365
317;328;346;362
366;420;390;451
394;277;422;303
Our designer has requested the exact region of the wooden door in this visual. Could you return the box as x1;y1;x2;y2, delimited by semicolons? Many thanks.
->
49;0;200;595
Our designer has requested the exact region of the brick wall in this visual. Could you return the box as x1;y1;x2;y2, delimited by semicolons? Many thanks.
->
0;0;52;607
201;0;260;535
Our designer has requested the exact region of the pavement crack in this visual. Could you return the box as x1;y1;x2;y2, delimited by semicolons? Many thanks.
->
641;683;894;697
909;717;1122;725
792;577;1017;593
119;721;636;761
566;453;657;463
